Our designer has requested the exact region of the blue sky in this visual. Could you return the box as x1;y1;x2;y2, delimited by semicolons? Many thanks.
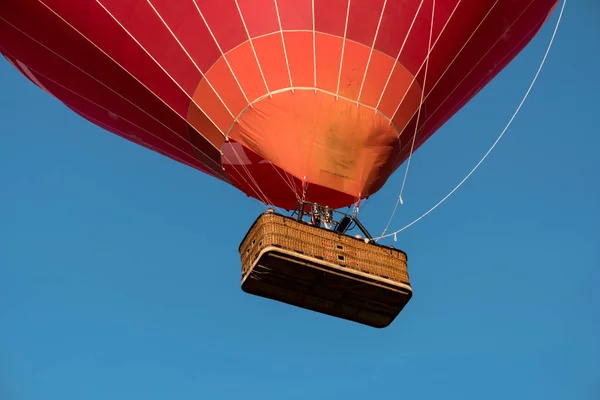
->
1;2;598;399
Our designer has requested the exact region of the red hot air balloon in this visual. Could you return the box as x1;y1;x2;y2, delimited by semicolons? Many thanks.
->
0;0;560;327
0;0;559;211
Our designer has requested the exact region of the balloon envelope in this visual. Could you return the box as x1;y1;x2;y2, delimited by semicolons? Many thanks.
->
0;0;559;209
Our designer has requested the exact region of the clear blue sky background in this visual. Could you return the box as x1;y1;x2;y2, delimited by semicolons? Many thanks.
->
1;2;598;399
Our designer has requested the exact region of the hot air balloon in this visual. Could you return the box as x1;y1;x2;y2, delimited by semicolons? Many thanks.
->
0;0;560;327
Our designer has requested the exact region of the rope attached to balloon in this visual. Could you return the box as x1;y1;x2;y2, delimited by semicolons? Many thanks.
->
375;0;567;242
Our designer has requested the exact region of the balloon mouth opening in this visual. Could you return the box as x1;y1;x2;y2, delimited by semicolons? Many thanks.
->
220;89;409;210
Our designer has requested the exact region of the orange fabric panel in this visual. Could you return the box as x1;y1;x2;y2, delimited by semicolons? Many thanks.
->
225;42;269;103
378;65;422;127
201;58;248;118
252;33;291;92
357;51;396;108
314;33;343;93
390;81;425;138
229;90;401;198
284;31;314;88
338;40;370;100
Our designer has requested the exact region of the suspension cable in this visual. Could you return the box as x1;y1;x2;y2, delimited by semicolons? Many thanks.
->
375;0;566;242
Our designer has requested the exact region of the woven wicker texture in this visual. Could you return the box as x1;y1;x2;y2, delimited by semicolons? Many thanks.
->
239;212;410;285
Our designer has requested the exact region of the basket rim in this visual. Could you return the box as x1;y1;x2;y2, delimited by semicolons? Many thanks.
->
238;211;407;258
244;245;413;291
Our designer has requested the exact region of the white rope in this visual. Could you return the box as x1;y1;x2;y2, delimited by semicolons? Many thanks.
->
375;0;566;242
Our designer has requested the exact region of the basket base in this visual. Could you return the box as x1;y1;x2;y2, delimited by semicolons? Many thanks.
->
241;247;412;328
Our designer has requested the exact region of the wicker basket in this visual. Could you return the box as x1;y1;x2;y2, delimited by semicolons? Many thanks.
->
238;212;412;328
